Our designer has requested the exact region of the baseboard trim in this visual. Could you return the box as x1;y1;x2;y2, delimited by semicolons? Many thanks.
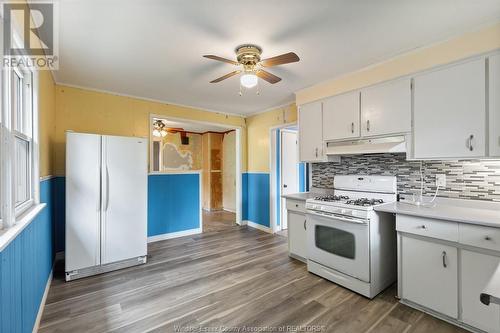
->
244;220;273;234
55;251;65;261
223;208;236;213
147;228;202;243
32;268;53;333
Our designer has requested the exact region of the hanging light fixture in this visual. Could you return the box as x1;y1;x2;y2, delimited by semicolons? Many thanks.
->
240;73;258;88
152;120;168;137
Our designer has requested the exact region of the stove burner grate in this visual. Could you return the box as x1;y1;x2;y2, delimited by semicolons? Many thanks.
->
346;198;384;206
313;195;349;202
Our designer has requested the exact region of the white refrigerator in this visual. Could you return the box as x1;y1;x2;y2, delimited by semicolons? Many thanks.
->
65;132;148;281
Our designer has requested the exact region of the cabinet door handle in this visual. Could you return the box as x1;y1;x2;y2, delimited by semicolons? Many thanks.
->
366;120;370;132
303;220;307;230
442;251;447;268
467;134;474;151
315;147;318;157
351;122;355;134
485;236;491;241
421;225;427;229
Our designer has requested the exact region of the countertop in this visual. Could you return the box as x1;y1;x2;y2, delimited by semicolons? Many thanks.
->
281;192;317;201
375;197;500;228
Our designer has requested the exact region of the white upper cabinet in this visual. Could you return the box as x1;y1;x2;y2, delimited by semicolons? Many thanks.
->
489;53;500;157
299;101;325;162
361;78;412;137
413;58;486;159
323;91;360;141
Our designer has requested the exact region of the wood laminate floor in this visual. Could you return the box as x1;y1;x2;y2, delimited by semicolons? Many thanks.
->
203;210;237;233
40;226;466;333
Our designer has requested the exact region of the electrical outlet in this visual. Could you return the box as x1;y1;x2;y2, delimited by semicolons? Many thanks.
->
436;174;446;187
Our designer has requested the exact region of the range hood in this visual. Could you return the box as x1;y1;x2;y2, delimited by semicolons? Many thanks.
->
325;135;407;156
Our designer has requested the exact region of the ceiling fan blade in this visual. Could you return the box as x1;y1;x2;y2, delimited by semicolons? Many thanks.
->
260;52;300;67
256;70;281;84
210;70;242;83
203;55;239;66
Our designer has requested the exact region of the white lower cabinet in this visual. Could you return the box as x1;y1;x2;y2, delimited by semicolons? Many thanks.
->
461;250;500;333
401;236;458;318
288;211;307;261
398;215;500;332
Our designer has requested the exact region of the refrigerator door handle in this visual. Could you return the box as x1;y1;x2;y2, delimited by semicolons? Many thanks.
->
97;166;101;211
105;165;110;211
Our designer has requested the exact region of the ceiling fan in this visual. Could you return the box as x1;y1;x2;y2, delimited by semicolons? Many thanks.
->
203;44;300;89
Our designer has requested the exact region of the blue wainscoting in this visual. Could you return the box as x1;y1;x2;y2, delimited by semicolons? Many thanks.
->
53;177;65;253
242;173;248;220
0;178;55;333
148;173;201;237
299;163;307;192
244;173;270;228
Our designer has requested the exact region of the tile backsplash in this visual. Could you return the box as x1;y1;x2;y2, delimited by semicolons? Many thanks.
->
311;153;500;202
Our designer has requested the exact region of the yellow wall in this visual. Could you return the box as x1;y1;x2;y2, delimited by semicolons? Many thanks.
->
296;22;500;105
38;71;56;177
246;104;297;172
54;85;247;175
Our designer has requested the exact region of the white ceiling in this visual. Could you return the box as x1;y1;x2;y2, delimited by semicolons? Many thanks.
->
55;0;500;115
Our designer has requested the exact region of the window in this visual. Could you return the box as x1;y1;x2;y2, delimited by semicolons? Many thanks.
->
12;68;34;215
0;63;39;230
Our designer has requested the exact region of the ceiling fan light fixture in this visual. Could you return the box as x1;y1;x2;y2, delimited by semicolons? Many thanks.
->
240;73;258;88
153;119;168;137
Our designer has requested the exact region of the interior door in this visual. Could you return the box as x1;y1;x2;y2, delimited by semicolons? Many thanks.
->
65;132;102;272
281;130;299;229
323;91;360;141
101;135;148;264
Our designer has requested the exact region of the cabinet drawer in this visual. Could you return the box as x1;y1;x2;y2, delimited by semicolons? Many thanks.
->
286;199;306;213
396;215;458;242
459;224;500;252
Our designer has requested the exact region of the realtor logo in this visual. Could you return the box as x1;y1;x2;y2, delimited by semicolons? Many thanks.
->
3;1;59;69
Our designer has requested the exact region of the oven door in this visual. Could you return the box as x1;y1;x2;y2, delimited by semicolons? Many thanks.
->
307;210;370;282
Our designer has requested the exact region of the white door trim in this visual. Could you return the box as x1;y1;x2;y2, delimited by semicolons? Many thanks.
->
269;122;298;233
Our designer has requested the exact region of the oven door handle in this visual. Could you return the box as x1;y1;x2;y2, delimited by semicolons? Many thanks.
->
307;210;368;225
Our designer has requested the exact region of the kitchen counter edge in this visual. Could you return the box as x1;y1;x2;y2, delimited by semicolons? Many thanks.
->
375;201;500;228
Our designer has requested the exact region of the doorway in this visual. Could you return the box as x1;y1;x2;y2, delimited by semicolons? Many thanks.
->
149;115;243;233
270;125;308;234
201;130;238;232
280;129;299;230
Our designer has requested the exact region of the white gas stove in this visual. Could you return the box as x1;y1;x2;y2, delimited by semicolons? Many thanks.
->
306;175;397;299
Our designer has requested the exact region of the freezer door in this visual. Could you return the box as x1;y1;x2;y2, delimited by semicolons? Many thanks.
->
101;135;148;264
66;132;102;272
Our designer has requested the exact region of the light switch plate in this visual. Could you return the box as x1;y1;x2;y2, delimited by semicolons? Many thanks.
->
436;174;446;187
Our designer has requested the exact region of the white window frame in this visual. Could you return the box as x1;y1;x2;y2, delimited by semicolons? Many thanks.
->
0;21;40;230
